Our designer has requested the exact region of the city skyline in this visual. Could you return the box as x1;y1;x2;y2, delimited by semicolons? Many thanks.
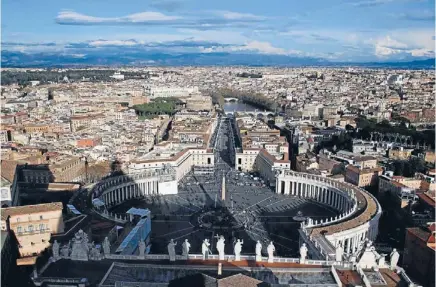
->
1;0;435;65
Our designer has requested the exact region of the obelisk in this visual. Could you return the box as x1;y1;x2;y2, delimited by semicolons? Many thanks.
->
221;175;226;201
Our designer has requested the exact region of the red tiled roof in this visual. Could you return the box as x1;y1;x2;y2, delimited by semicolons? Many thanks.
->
0;160;18;182
418;193;435;207
407;227;432;244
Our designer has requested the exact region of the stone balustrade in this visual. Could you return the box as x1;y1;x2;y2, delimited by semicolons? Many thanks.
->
96;209;128;224
100;253;352;267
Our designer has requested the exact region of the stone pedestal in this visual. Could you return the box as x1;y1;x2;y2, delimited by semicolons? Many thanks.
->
268;257;274;263
256;255;262;262
219;253;225;261
169;254;176;262
235;254;241;261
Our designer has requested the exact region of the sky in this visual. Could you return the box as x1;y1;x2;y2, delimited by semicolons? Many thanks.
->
2;0;435;62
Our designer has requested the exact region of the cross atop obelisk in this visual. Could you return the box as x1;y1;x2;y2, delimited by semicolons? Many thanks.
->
221;175;226;201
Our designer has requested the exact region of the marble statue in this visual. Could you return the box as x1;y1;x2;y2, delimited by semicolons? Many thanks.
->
335;243;344;262
234;239;244;261
377;253;386;267
255;240;262;261
70;230;89;261
182;239;191;258
300;243;308;263
202;239;211;260
168;239;177;261
61;244;70;258
89;244;102;261
267;241;275;263
139;240;146;257
52;240;60;259
389;248;400;270
103;237;110;256
216;235;225;260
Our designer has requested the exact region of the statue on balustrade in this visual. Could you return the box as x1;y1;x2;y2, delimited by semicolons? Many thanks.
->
335;243;344;262
89;243;102;261
202;239;211;260
267;241;275;263
61;244;70;258
216;235;226;260
139;240;146;256
234;239;243;261
389;249;399;270
168;239;177;261
103;237;111;256
299;243;308;263
255;240;262;261
52;240;60;259
70;230;89;261
182;239;191;258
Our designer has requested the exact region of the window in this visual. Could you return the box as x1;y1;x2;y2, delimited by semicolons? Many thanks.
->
40;215;43;220
39;224;45;232
16;218;20;223
17;226;23;233
28;225;34;232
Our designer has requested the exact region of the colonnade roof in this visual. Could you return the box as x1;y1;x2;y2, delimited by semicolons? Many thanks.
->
310;188;378;236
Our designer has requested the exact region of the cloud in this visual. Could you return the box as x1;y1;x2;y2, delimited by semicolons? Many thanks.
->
149;0;185;12
372;33;434;58
218;11;266;21
56;10;181;25
351;0;394;7
350;0;425;7
55;9;267;30
201;40;302;56
88;40;139;46
279;30;341;44
395;10;435;21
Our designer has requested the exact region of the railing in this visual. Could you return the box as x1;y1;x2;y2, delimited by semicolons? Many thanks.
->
331;266;343;287
356;266;372;287
396;267;421;287
103;253;350;267
96;209;128;224
33;277;88;285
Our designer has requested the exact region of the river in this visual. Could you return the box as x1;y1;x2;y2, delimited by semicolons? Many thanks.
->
223;101;259;112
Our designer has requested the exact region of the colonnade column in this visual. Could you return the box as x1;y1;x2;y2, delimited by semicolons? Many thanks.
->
284;181;290;195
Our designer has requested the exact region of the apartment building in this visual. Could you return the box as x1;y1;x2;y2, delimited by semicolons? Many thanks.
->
345;165;383;187
129;145;215;181
145;86;199;99
21;153;84;183
70;113;104;132
403;223;435;287
1;202;64;257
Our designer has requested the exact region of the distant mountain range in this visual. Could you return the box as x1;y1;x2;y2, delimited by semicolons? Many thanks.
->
1;51;434;69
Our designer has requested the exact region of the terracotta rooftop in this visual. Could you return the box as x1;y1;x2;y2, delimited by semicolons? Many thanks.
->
218;273;263;287
1;202;63;220
406;227;435;249
378;268;402;287
336;269;364;286
417;192;435;207
1;160;18;182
